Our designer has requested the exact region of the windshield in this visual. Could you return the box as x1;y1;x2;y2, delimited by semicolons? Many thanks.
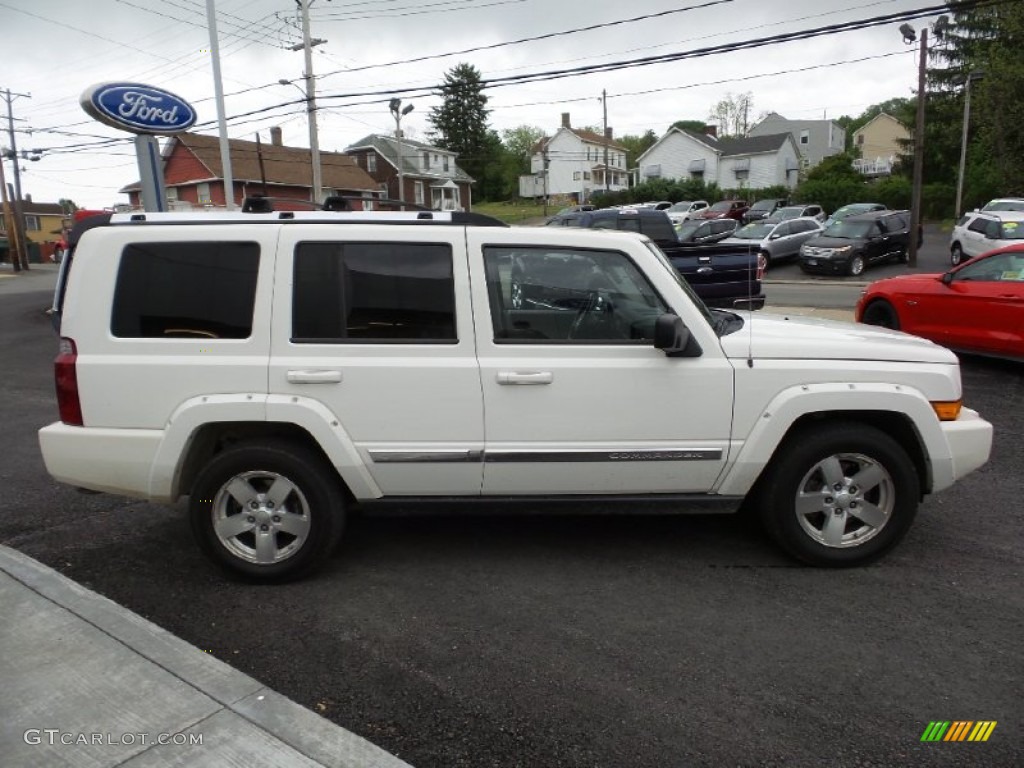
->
750;200;777;212
644;241;715;327
823;220;873;239
771;207;804;220
668;202;693;212
733;223;773;239
983;200;1024;212
709;201;734;212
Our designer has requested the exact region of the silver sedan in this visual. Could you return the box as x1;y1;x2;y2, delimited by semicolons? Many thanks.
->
719;217;824;267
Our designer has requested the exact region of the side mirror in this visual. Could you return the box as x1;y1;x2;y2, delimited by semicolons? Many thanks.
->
942;272;954;285
654;313;702;357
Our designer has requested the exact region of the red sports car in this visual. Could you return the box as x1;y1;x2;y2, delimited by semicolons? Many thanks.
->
856;244;1024;362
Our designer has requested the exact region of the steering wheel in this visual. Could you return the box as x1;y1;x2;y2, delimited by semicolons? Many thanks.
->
567;290;608;339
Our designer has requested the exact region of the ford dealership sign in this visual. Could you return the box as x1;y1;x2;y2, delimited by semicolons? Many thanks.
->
80;82;196;135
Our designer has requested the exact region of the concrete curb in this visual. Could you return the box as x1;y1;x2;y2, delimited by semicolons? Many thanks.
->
0;546;412;768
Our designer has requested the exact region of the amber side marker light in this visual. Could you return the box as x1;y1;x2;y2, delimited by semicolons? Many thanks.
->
931;401;962;421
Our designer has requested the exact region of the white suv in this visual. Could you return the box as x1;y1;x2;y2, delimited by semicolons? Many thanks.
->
950;210;1024;265
39;207;993;580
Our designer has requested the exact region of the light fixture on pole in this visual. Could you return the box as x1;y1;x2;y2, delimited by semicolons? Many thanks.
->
389;97;414;207
955;71;984;220
899;15;948;268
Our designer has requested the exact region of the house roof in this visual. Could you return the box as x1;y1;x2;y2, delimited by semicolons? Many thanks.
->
677;129;791;157
121;132;379;193
346;134;473;183
17;201;65;215
531;126;627;155
853;112;908;136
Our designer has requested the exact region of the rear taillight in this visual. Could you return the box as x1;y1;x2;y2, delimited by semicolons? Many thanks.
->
55;337;83;426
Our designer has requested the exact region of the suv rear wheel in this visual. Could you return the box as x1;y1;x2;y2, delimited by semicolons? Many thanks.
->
756;423;918;567
190;440;345;581
951;243;964;266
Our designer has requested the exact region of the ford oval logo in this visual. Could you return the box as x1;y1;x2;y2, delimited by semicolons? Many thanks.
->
80;82;196;135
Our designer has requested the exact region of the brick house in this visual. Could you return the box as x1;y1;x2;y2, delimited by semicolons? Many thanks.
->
345;135;474;211
121;129;381;210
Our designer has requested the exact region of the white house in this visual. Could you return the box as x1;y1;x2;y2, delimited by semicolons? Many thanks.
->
519;113;629;201
747;112;846;168
635;128;802;190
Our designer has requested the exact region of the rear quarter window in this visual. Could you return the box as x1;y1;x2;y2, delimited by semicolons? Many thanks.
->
111;241;260;339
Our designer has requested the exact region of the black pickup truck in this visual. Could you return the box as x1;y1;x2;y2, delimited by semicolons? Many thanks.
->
545;206;765;309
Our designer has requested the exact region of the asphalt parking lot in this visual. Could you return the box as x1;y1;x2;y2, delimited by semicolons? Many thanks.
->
1;275;1021;767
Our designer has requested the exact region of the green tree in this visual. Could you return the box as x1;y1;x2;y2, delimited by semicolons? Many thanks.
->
670;120;707;133
58;199;79;214
616;129;657;171
501;125;545;174
428;63;496;200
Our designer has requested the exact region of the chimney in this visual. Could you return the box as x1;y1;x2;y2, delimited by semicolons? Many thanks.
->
704;125;717;138
561;112;571;129
270;126;283;146
24;193;32;203
604;127;613;140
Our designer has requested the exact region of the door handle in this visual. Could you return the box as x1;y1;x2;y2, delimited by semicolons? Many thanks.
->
287;369;343;384
497;371;553;385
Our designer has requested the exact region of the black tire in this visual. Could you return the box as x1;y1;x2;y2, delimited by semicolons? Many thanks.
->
951;243;964;266
897;245;909;264
861;299;900;330
755;422;919;567
847;254;866;277
190;440;345;582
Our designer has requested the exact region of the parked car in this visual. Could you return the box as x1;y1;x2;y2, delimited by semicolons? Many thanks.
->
950;211;1024;265
799;210;914;276
546;204;596;223
674;217;738;245
720;218;823;267
822;203;887;229
766;204;826;224
857;244;1024;362
742;198;788;224
643;201;673;211
666;200;709;225
980;197;1024;213
694;200;749;221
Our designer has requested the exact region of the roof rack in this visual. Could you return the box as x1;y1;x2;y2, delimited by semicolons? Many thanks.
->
106;196;508;228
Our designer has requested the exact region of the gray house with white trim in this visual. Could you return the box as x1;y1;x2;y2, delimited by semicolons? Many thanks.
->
635;128;802;190
747;112;846;169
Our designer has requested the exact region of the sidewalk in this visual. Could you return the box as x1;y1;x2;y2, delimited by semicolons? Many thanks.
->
0;546;412;768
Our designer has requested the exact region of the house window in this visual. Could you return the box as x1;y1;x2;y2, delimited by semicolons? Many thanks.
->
856;135;864;146
573;171;581;181
800;130;810;145
367;154;377;172
422;151;430;169
24;214;40;231
690;171;704;181
443;156;449;172
583;171;591;180
415;181;425;205
197;182;212;205
165;187;178;201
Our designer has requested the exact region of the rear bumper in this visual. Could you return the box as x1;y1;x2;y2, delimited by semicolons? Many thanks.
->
38;422;164;500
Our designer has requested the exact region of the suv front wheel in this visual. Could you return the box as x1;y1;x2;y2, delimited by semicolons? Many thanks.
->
190;440;346;581
756;423;918;567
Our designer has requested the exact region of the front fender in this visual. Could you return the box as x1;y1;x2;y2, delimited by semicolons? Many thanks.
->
715;383;948;496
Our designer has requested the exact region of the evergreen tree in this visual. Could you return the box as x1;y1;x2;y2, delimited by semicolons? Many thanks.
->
428;63;494;200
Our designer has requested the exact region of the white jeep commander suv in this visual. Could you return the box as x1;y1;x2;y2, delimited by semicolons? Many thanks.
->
39;206;993;581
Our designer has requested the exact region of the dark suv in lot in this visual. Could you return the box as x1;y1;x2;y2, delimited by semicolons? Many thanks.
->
798;210;917;277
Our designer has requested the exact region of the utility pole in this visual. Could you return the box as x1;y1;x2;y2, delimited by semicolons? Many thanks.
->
0;159;23;272
3;88;30;269
205;0;236;210
908;28;927;268
297;0;323;206
955;71;984;220
602;89;609;195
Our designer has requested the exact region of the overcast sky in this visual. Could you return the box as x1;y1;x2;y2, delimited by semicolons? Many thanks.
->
1;0;947;209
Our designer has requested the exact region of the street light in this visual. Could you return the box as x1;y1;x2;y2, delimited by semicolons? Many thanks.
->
389;98;414;207
955;71;984;219
279;77;322;206
899;15;948;268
